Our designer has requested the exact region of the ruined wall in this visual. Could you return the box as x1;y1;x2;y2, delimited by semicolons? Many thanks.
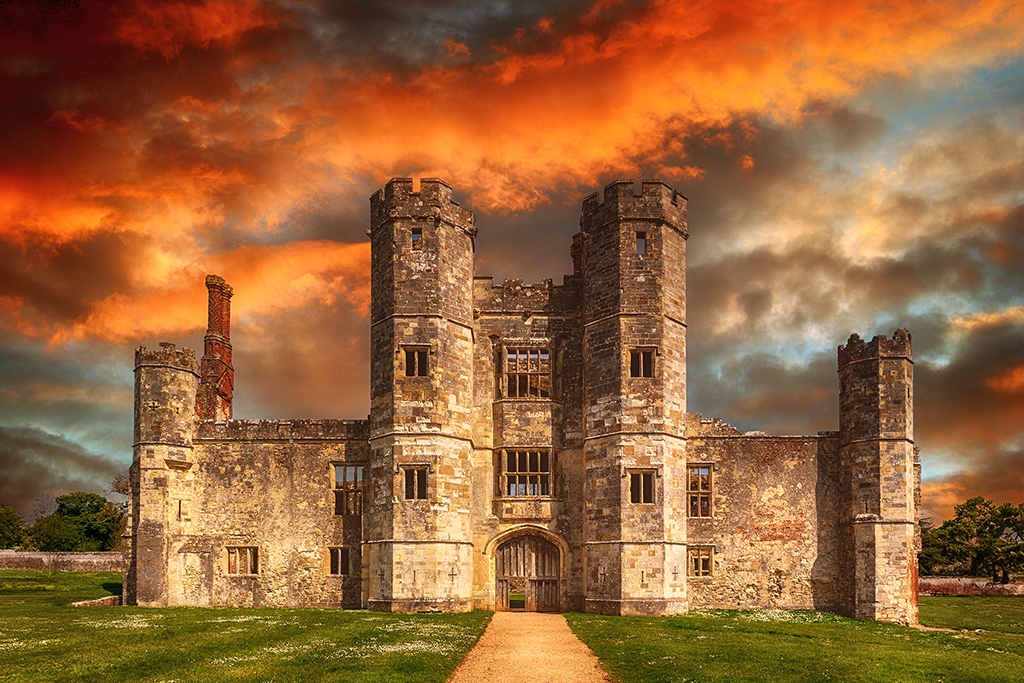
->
166;419;368;608
685;415;845;612
127;177;919;624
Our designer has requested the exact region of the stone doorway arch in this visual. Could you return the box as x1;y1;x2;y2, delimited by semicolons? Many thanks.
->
494;535;560;612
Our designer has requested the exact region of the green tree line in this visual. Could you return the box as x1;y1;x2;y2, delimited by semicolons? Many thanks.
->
920;497;1024;582
0;491;123;552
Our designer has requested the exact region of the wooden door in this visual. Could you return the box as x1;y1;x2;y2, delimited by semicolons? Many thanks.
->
495;536;560;612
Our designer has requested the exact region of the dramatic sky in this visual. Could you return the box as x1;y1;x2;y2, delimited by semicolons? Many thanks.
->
1;0;1021;524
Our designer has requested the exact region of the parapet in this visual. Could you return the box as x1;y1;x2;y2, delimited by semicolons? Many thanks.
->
135;343;199;375
837;329;913;369
473;276;583;315
195;418;371;442
580;179;688;235
369;177;476;236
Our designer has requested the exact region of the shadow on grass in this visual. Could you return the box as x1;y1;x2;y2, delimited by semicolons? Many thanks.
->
101;582;122;595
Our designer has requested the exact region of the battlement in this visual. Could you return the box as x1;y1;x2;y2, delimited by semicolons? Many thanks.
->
195;418;371;442
580;179;688;234
473;275;583;315
837;328;913;369
369;177;476;235
135;343;199;374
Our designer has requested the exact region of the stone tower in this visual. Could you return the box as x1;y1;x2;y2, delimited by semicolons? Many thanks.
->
579;180;689;615
365;178;478;611
126;342;199;607
838;329;919;624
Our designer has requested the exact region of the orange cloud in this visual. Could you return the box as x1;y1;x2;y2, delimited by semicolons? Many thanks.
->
922;451;1024;523
111;0;280;59
292;0;1021;211
0;240;371;345
987;366;1024;394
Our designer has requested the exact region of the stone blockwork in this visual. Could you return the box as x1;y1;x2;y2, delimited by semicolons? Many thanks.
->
127;178;920;624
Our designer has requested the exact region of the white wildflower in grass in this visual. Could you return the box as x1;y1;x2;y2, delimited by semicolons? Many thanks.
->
206;615;292;625
0;639;25;651
740;609;846;624
0;638;59;650
84;615;164;629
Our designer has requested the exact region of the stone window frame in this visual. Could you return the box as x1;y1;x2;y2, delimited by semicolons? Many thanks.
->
688;546;714;577
629;348;656;378
627;469;657;504
332;463;364;516
327;547;353;576
402;345;430;378
399;463;431;500
502;346;552;399
410;226;423;250
635;229;648;255
226;546;259;575
497;448;555;498
687;464;712;517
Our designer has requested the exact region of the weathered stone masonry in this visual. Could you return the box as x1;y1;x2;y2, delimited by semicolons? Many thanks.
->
125;178;920;624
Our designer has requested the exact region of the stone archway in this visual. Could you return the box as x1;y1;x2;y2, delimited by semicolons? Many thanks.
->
495;535;560;612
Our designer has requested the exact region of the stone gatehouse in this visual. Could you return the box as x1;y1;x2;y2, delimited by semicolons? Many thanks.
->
125;178;920;624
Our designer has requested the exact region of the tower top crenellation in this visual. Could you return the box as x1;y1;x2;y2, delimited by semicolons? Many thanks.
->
369;177;476;236
580;179;688;236
837;328;913;369
135;343;198;373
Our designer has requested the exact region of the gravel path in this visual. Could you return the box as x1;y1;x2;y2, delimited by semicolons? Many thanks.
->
446;612;613;683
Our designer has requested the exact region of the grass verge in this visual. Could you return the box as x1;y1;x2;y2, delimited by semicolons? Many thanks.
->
567;600;1024;683
0;571;490;683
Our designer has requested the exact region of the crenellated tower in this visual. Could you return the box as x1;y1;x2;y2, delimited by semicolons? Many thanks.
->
197;275;234;421
579;180;689;615
838;329;919;624
365;178;477;611
126;342;200;606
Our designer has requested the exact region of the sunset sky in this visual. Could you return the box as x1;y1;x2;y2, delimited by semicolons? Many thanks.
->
1;0;1021;524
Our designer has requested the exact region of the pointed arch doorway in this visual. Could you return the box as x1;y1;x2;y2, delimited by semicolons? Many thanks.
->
495;535;560;612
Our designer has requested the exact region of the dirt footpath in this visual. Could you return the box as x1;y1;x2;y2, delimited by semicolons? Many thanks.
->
446;612;613;683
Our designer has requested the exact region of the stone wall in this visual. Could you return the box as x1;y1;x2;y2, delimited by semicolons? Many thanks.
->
685;415;845;612
918;576;1024;596
0;550;125;572
168;420;369;608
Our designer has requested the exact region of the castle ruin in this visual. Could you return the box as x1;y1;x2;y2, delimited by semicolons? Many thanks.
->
125;178;920;624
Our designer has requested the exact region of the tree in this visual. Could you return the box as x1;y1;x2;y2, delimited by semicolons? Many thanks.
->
919;497;1024;580
24;514;80;551
0;505;24;548
23;492;123;552
55;492;123;551
108;472;130;516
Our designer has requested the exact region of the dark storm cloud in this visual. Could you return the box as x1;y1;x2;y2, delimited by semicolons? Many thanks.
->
0;230;146;322
0;424;123;519
922;447;1023;523
688;349;838;436
231;304;371;420
303;0;637;69
917;309;1023;454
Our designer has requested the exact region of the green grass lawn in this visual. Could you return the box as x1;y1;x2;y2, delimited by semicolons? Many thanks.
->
4;571;1022;683
567;600;1024;683
0;571;490;683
